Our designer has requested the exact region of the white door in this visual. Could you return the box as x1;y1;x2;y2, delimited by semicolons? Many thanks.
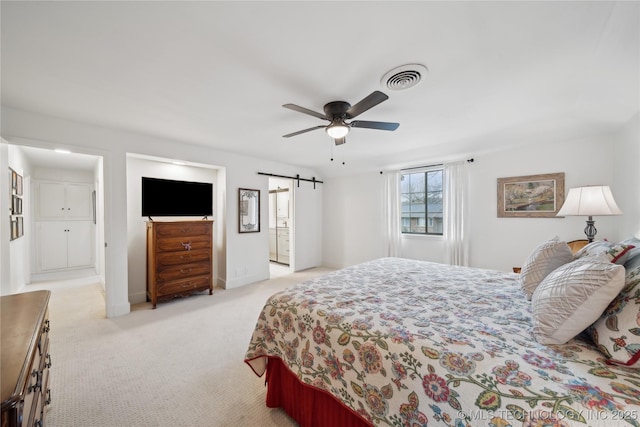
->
38;222;68;271
67;221;93;268
66;184;92;219
38;183;66;219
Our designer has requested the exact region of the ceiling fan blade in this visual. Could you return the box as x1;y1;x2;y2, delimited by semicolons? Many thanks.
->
350;120;399;131
283;103;328;120
334;137;346;145
283;125;326;138
345;91;389;119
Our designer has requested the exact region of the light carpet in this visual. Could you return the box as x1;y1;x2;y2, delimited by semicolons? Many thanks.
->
41;267;334;427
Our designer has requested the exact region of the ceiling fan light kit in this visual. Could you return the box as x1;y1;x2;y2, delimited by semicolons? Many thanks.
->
326;121;349;139
282;90;399;145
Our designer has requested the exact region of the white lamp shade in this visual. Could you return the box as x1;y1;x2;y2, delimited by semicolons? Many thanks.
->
326;122;349;139
556;185;622;216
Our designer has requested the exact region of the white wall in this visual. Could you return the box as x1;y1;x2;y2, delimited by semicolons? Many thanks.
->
613;112;640;239
1;107;323;316
0;141;9;294
323;124;639;272
94;158;106;287
5;144;31;294
125;156;219;303
322;173;386;268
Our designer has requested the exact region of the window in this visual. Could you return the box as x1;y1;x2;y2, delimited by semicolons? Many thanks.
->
400;168;443;235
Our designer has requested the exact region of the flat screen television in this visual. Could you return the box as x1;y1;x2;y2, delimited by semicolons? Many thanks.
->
142;177;213;217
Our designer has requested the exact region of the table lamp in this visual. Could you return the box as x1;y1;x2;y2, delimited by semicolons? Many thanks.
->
556;185;622;242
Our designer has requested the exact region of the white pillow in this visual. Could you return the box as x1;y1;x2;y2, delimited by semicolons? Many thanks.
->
520;237;574;300
531;253;625;345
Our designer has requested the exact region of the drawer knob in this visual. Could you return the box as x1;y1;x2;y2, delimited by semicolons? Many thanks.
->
45;353;52;368
180;241;192;251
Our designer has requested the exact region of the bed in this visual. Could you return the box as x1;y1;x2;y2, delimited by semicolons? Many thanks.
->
245;255;640;427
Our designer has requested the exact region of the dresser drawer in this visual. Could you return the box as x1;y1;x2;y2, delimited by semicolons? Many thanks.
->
156;234;212;252
154;222;211;238
156;262;211;283
24;342;45;427
156;249;211;267
157;275;211;296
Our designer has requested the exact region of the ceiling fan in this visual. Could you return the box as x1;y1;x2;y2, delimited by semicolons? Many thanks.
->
282;91;399;145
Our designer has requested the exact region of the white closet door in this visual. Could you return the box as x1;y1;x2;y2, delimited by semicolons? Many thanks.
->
67;221;93;268
38;222;68;271
38;183;66;219
65;184;92;219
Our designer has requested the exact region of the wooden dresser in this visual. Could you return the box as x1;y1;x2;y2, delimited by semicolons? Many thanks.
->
1;290;52;427
146;220;214;308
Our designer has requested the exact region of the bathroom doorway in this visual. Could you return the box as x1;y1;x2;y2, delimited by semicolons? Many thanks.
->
269;178;292;276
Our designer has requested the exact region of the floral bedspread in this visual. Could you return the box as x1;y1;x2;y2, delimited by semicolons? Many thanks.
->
245;258;640;427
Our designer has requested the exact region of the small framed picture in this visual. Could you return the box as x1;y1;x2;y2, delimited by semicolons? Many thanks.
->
10;218;17;241
16;217;23;238
16;173;23;196
12;196;22;215
10;168;17;192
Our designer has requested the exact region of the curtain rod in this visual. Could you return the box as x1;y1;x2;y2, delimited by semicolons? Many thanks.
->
257;172;324;189
401;163;443;172
400;158;474;172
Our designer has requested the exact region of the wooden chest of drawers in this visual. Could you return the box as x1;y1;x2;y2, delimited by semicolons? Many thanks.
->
146;221;214;308
1;290;52;427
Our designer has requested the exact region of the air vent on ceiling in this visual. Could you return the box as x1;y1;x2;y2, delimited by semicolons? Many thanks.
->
381;64;428;91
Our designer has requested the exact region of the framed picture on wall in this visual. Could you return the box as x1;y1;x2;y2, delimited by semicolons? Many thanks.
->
497;172;565;218
10;218;17;241
16;173;23;196
239;188;260;233
12;196;22;215
16;216;23;238
10;168;17;192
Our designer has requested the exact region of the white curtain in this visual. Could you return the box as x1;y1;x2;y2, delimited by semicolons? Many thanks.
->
444;161;469;266
383;171;402;257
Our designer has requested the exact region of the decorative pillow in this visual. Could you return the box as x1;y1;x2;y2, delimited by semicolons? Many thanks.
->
588;264;640;367
621;236;640;270
574;240;635;265
625;252;640;273
531;253;625;345
519;237;574;300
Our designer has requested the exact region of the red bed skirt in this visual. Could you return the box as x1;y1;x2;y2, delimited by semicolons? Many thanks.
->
264;356;371;427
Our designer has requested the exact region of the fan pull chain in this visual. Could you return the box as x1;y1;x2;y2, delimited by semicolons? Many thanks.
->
328;141;347;165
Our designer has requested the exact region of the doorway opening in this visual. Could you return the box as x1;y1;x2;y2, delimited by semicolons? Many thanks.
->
4;143;106;296
268;178;292;277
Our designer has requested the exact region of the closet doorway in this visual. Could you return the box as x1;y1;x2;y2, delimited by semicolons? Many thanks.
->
269;178;292;276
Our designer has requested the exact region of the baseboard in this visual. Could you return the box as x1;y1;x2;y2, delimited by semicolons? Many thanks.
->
129;291;147;305
224;273;266;289
31;267;99;283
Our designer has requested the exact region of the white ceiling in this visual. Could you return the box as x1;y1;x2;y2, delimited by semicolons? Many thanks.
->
2;1;639;177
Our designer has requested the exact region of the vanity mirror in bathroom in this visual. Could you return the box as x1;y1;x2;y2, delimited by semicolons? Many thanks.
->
239;188;260;233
